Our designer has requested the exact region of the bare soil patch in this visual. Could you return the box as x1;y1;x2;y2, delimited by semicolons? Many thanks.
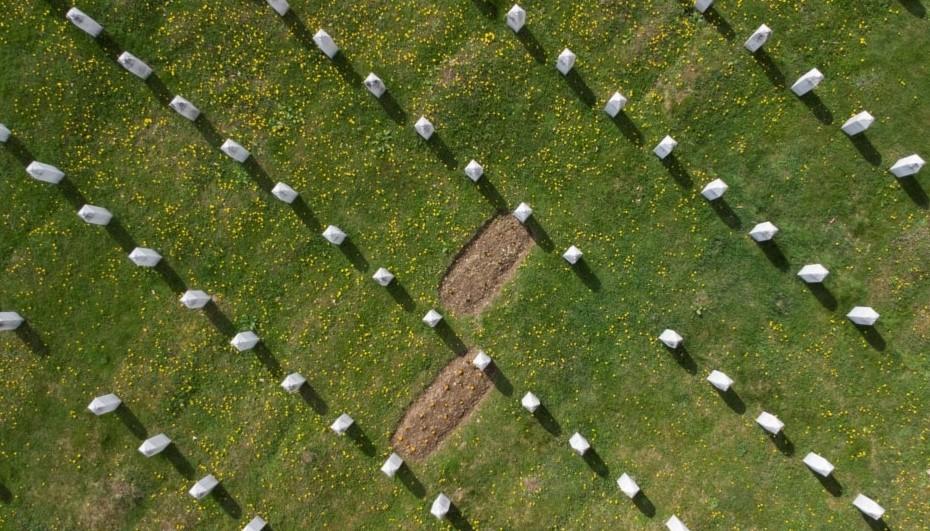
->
439;215;534;316
391;351;492;459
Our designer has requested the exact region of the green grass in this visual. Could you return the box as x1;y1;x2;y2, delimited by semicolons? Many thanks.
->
1;0;929;528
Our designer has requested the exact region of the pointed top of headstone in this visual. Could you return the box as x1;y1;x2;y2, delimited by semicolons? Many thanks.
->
706;370;733;392
189;475;219;500
117;52;153;80
659;329;683;349
841;111;874;136
180;289;211;309
244;516;268;531
87;393;122;415
422;309;443;328
313;29;340;58
0;123;10;143
66;7;104;37
603;91;628;117
755;411;784;434
744;24;772;53
26;161;65;184
695;0;714;13
700;178;728;201
138;433;172;457
230;331;260;351
221;139;250;162
77;204;113;226
372;267;395;286
666;515;690;531
803;452;834;477
797;264;829;283
562;245;583;264
364;73;386;98
790;68;824;96
415;116;435;140
464;159;484;182
430;493;451;519
280;372;307;393
889;154;925;178
616;473;640;499
169;95;201;121
556;48;576;75
569;432;590;455
128;247;162;267
521;391;540;412
653;135;677;159
380;452;404;478
266;0;290;16
0;311;24;332
853;494;885;520
271;182;298;203
330;413;354;434
506;4;526;32
322;225;347;245
749;222;778;242
847;306;879;326
472;350;492;371
513;202;533;223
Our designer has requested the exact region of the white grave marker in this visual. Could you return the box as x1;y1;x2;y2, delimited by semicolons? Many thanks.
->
803;452;835;477
0;311;24;331
841;111;874;136
755;411;784;435
562;245;583;265
603;92;628;117
430;493;451;519
422;309;443;328
230;331;260;351
790;68;824;97
280;373;306;393
513;202;533;223
322;225;346;245
381;453;404;478
330;413;354;435
616;473;640;499
26;161;65;184
472;351;492;371
847;306;879;326
128;247;162;267
87;393;121;415
372;267;395;286
666;515;690;531
797;264;829;284
0;123;11;143
221;139;250;162
890;155;925;178
556;49;576;75
117;52;153;80
414;116;435;140
744;24;772;53
521;392;540;413
653;135;677;159
77;205;113;226
169;96;201;121
189;475;219;500
271;182;298;203
266;0;289;16
364;73;386;98
701;179;728;201
569;432;590;455
695;0;714;13
659;329;683;349
853;494;885;520
244;516;268;531
180;290;211;309
506;5;526;32
706;370;733;392
138;433;172;457
66;7;104;37
749;222;779;242
313;30;340;58
464;160;484;182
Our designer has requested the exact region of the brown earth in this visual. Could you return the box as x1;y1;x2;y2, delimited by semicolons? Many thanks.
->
390;352;492;459
439;215;534;316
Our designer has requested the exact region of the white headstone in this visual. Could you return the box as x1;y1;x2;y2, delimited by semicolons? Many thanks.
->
569;432;590;455
562;245;583;265
313;30;340;59
744;24;772;53
243;516;268;531
414;116;435;140
755;411;784;435
603;92;628;117
521;391;541;413
180;290;211;309
666;515;690;531
790;68;824;97
322;225;347;245
464;160;484;182
87;393;122;415
556;48;576;75
706;370;733;392
700;178;728;201
472;351;492;371
749;222;779;242
169;96;201;121
117;52;153;80
853;494;885;520
889;154;925;178
380;452;404;478
271;182;298;203
422;309;443;328
653;135;677;159
841;111;874;136
221;139;250;162
506;4;526;32
847;306;879;326
138;433;172;457
0;123;10;143
659;329;683;349
803;452;834;477
372;267;395;286
0;311;24;331
330;413;354;435
128;247;162;267
616;473;640;499
430;493;451;519
26;161;65;184
513;202;533;223
280;372;306;393
77;204;113;226
797;264;829;284
695;0;714;13
230;331;260;351
66;8;104;38
188;475;219;500
364;73;386;98
266;0;289;16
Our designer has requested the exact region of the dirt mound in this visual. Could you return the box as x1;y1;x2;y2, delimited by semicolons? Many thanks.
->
391;352;492;459
439;215;534;316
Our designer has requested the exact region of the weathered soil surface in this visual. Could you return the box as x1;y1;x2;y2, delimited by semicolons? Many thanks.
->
439;215;534;316
390;352;492;459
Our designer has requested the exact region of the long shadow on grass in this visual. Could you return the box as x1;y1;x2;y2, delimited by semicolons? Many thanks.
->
15;322;49;356
849;134;882;166
253;343;283;378
338;239;370;272
765;431;795;456
211;484;243;519
243;158;275;194
702;7;735;40
41;0;68;16
477;177;508;212
144;74;173;106
610;113;644;146
155;260;188;294
896;176;929;209
397;465;426;498
583;448;609;477
0;480;10;504
487;363;514;396
448;503;475;531
470;0;498;17
757;240;789;272
861;514;892;531
563;70;596;107
709;199;741;229
661;155;693;188
515;28;546;64
426;133;457;170
854;324;886;351
377;91;407;124
799;92;833;125
116;404;147;440
193;115;224;149
899;0;926;17
346;423;377;457
633;492;657;517
714;387;746;414
105;219;138;253
95;33;122;60
434;321;467;355
203;301;236;337
163;444;195;480
665;345;697;374
751;50;786;88
811;470;843;497
532;405;561;436
58;177;88;210
291;197;323;232
3;135;34;166
570;258;601;291
386;280;416;312
524;216;554;252
298;384;329;415
805;283;838;311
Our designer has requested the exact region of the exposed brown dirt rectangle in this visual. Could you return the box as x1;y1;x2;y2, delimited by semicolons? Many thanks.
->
439;215;534;316
390;352;492;459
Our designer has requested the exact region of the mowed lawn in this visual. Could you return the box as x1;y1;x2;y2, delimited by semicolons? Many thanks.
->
1;0;929;529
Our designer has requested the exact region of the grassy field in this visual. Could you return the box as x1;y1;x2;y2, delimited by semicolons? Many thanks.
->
1;0;929;529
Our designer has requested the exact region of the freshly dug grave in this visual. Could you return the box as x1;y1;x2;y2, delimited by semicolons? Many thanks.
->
391;352;493;459
439;215;534;316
